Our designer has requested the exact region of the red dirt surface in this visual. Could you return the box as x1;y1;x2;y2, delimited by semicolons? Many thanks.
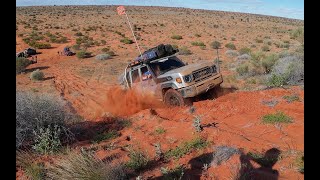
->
16;6;304;179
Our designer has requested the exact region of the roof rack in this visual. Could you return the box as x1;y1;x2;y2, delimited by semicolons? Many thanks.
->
128;52;179;67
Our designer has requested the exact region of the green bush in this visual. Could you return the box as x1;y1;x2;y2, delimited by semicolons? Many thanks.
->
32;125;62;154
179;46;192;55
126;148;149;171
120;37;134;44
30;69;44;81
72;44;80;50
261;45;270;52
34;42;51;49
267;74;286;87
48;150;126;179
211;41;221;49
225;43;236;50
92;130;119;143
239;47;251;55
262;111;292;124
165;137;208;160
155;127;166;134
236;64;249;76
16;57;31;74
74;32;83;36
191;41;205;46
101;47;110;53
261;54;279;73
290;27;304;45
16;92;74;149
283;95;300;103
255;39;263;43
171;35;182;40
160;165;185;180
76;50;92;59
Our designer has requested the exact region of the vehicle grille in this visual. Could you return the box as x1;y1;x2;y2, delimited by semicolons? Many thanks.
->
192;66;215;82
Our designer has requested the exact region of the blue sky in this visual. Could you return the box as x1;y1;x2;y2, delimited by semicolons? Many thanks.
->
16;0;304;20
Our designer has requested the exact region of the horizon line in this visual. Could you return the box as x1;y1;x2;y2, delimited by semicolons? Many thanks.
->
16;4;304;21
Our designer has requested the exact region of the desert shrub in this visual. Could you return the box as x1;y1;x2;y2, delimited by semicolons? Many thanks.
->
165;137;208;159
72;44;80;50
194;33;201;37
16;57;31;74
269;55;304;86
92;130;119;143
47;149;127;179
192;116;202;132
126;148;149;171
34;42;51;49
191;41;205;46
255;39;263;43
120;37;133;44
101;39;106;45
211;41;221;49
101;47;110;53
32;125;62;154
283;95;300;103
94;41;101;46
225;43;236;50
30;69;44;81
95;54;111;60
171;35;182;40
261;54;279;73
239;47;251;55
155;127;166;134
261;45;270;52
231;37;236;41
296;154;304;173
290;27;304;45
16;151;45;180
179;46;192;55
236;54;251;61
76;50;92;59
225;50;239;57
211;146;240;166
262;111;292;124
264;39;272;46
74;32;83;36
236;63;249;76
160;165;185;179
16;92;74;149
267;74;286;87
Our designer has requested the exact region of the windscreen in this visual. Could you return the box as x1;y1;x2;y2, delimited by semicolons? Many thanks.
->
149;56;185;76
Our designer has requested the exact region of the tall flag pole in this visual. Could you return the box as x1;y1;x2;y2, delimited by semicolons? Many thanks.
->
117;6;142;58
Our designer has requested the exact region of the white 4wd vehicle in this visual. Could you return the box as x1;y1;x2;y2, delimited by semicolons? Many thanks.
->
121;53;223;106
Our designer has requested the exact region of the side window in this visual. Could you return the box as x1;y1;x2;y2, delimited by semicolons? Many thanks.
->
131;69;140;83
141;66;152;81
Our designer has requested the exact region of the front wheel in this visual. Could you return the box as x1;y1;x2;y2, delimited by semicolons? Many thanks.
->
164;89;191;106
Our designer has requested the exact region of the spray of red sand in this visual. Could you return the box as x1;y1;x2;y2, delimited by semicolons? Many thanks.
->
99;86;164;117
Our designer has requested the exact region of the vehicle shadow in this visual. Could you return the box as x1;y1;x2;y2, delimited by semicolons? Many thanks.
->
25;66;50;73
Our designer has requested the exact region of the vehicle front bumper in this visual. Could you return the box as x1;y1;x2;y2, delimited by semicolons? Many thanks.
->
178;74;223;98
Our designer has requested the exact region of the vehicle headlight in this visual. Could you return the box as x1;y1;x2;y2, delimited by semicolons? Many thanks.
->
166;76;173;81
183;74;193;83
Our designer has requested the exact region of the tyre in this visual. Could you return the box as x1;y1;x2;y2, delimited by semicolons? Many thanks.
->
164;89;191;106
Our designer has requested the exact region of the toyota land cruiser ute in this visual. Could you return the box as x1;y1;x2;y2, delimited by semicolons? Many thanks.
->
120;52;223;106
